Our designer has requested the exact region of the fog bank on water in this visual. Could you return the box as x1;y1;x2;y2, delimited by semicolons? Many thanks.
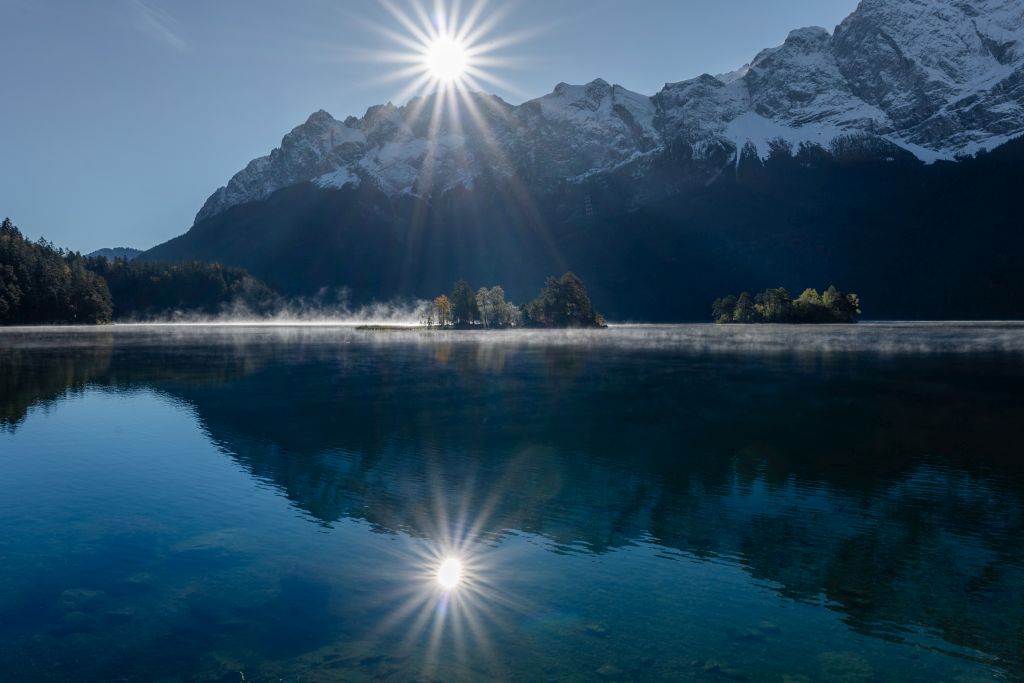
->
3;322;1024;355
119;297;433;326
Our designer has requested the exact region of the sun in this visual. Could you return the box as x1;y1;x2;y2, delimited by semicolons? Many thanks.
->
424;34;468;83
436;556;463;590
359;0;533;104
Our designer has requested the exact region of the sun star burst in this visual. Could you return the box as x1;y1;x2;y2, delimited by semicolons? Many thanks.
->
424;34;468;84
365;0;528;105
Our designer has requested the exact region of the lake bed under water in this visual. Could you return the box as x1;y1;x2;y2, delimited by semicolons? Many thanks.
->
1;323;1022;682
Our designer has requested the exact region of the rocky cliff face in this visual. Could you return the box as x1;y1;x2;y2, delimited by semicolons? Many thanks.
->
832;0;1024;150
192;0;1024;225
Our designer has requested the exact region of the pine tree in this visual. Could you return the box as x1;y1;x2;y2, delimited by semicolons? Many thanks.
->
449;280;479;327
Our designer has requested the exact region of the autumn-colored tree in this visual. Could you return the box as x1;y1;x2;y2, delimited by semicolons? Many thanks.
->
433;294;453;327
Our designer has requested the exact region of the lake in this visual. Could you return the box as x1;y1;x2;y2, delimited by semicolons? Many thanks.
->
1;323;1023;682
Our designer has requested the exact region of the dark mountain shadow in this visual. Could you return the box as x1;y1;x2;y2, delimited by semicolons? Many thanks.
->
144;137;1024;321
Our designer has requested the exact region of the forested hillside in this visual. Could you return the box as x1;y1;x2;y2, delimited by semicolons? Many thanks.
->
0;218;112;324
85;257;280;320
1;217;280;324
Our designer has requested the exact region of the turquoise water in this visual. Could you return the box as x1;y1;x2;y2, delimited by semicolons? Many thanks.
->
1;324;1022;682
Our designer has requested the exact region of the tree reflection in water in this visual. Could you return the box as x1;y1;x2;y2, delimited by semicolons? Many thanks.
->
1;324;1023;680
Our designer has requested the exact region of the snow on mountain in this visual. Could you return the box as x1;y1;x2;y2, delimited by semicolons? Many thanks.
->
832;0;1024;156
196;111;366;223
193;0;1024;224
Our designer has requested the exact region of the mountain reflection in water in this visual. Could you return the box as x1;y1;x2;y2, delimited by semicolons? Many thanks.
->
1;324;1022;682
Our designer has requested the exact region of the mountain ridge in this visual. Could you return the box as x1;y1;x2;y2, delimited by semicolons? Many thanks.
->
87;247;141;261
188;0;1024;224
144;0;1024;321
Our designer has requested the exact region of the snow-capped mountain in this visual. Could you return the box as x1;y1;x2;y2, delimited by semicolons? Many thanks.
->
194;0;1024;225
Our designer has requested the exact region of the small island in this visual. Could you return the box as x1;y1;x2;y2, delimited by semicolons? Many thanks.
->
712;286;861;324
425;272;606;329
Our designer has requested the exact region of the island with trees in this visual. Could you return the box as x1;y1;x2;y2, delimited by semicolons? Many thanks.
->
426;272;606;328
712;286;861;324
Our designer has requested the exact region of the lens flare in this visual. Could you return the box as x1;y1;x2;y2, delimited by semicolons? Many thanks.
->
425;34;467;83
356;0;538;105
356;487;539;679
437;557;463;589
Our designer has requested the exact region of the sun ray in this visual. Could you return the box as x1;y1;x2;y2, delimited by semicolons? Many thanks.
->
456;1;516;48
426;599;448;659
370;26;432;55
461;67;527;98
450;601;469;669
431;0;450;35
411;0;439;40
360;49;428;65
344;0;571;325
374;62;435;85
379;0;435;46
445;82;465;137
403;86;435;123
390;72;438;111
356;0;543;106
413;91;446;193
455;0;487;44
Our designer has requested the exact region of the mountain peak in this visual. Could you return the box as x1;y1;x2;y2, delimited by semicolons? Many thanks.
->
191;0;1024;224
305;109;335;124
785;26;830;44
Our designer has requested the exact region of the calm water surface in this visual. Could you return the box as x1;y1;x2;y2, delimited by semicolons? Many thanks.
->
1;324;1023;682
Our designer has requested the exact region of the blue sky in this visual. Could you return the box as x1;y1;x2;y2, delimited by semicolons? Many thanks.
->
1;0;858;252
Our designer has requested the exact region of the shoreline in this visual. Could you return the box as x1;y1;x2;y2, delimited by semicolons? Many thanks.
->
2;322;1023;355
2;320;1024;331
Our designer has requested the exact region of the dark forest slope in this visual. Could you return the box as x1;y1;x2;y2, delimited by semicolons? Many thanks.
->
144;137;1024;321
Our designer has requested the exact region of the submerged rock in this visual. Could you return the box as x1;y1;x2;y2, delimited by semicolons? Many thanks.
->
702;658;748;680
596;662;625;679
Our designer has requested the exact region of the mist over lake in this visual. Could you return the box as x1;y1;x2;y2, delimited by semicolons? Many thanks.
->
2;323;1022;682
5;0;1024;679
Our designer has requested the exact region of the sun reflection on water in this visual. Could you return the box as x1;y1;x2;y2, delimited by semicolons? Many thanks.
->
437;556;463;590
350;493;539;681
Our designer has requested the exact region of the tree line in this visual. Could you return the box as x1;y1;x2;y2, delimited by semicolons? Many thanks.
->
86;255;279;319
1;217;280;325
426;272;606;328
0;218;113;324
2;217;607;327
712;286;861;324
